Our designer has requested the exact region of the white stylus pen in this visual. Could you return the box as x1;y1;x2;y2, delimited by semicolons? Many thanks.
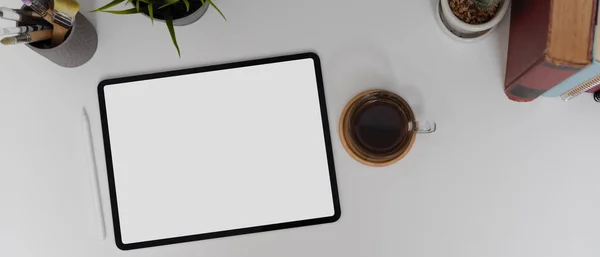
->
82;108;107;240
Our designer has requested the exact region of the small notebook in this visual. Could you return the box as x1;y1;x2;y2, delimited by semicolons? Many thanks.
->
98;53;341;250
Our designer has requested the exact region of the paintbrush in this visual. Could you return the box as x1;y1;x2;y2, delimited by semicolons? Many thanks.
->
21;0;51;18
51;0;80;46
0;24;51;36
0;7;48;25
22;0;80;46
0;29;52;45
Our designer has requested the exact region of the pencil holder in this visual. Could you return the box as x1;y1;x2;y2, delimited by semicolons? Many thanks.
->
17;9;98;68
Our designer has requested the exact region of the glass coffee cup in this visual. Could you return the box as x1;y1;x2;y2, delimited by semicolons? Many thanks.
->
339;90;436;167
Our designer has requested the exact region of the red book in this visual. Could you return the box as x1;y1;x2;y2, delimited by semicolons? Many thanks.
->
504;0;596;102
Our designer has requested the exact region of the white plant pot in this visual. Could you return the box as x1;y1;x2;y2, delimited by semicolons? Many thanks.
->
436;0;510;42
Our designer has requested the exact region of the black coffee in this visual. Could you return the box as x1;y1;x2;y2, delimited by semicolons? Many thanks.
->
351;101;408;155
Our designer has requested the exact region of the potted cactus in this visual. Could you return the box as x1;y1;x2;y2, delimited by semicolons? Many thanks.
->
438;0;510;41
93;0;226;56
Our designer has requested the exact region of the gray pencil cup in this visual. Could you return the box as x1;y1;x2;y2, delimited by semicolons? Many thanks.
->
17;9;98;68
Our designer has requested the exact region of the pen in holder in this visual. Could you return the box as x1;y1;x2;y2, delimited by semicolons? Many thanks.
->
17;6;97;68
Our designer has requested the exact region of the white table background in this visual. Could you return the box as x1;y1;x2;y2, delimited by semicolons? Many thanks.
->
1;0;599;256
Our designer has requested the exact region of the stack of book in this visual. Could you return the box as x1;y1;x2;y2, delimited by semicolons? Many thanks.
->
504;0;600;102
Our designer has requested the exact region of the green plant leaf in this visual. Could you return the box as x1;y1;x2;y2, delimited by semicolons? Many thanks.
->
125;0;133;6
182;0;190;11
136;0;140;11
148;3;154;24
159;0;180;9
166;19;181;57
91;0;125;12
100;7;141;14
207;0;226;21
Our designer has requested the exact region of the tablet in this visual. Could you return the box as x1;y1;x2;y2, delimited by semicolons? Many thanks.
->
98;53;340;250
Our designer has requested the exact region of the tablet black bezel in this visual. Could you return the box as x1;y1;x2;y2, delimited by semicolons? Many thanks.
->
97;52;341;251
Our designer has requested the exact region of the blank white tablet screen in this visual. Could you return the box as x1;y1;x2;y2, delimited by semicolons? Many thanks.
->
103;58;335;244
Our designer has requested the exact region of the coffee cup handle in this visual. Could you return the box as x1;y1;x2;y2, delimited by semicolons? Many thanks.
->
409;121;436;134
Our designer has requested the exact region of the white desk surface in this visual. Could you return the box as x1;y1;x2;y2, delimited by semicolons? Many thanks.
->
1;0;599;256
